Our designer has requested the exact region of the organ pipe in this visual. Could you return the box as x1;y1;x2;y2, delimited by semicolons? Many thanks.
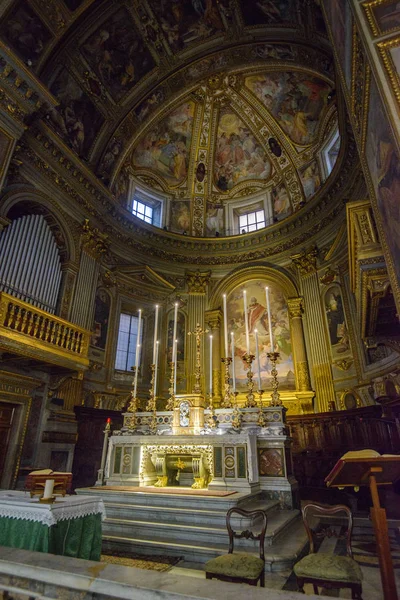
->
0;214;62;314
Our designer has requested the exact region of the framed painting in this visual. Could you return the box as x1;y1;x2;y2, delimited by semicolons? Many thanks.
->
378;35;400;109
363;0;400;37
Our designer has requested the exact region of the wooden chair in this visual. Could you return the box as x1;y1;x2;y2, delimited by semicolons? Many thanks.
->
294;502;363;598
204;507;267;587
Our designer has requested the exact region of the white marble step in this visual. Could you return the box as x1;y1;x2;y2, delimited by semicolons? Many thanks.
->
77;487;258;511
103;508;298;547
103;498;280;526
102;516;308;572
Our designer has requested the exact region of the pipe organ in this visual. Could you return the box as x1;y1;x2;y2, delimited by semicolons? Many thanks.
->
0;214;62;314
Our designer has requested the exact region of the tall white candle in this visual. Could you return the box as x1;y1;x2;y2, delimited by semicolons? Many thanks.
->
254;329;262;390
223;294;229;358
231;331;236;393
152;305;159;364
173;338;178;395
43;479;54;499
209;335;213;396
133;309;142;398
154;340;159;396
172;303;178;363
265;287;274;351
243;290;250;354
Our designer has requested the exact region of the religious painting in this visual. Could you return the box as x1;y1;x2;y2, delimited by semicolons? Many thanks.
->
185;54;229;80
227;281;295;392
246;72;332;145
134;90;165;123
299;160;321;200
251;43;295;61
0;2;52;67
363;0;400;36
258;448;284;477
214;110;272;192
91;289;111;350
322;0;352;89
205;204;224;236
167;310;186;363
112;160;130;205
148;0;225;53
170;200;191;233
324;285;351;360
132;102;195;186
378;36;400;111
365;78;400;282
240;0;298;27
272;183;292;221
0;128;15;190
80;8;155;102
48;68;104;159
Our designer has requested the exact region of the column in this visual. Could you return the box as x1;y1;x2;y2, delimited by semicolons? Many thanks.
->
70;220;109;329
185;270;211;394
287;297;311;392
292;248;335;412
206;309;222;404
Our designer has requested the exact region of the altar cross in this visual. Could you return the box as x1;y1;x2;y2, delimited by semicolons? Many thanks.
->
188;322;209;394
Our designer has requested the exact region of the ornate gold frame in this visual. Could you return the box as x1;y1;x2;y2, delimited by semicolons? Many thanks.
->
339;388;362;410
362;0;400;37
378;35;400;108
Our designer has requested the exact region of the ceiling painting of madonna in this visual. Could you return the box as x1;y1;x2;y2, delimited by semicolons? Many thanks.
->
0;0;342;236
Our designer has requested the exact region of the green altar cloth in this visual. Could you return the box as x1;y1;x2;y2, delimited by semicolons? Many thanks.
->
0;491;104;560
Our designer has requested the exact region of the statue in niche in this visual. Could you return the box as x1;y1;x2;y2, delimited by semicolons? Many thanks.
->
91;289;111;349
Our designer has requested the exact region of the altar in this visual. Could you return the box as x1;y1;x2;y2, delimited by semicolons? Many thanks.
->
103;399;298;510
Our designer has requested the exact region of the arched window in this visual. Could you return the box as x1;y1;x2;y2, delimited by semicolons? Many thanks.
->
0;214;62;314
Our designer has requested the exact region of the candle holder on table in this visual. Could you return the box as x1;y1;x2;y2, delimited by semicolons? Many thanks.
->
221;357;233;408
146;364;158;434
206;393;219;429
243;353;257;408
267;351;282;406
231;392;242;430
165;361;175;411
257;390;265;427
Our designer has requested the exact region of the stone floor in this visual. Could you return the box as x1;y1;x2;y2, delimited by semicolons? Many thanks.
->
169;525;400;599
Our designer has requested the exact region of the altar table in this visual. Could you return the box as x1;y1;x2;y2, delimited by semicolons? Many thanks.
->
0;491;105;560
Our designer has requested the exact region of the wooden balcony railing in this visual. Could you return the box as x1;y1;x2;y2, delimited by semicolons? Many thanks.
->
0;292;90;371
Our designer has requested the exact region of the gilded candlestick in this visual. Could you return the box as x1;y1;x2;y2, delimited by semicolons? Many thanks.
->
166;361;175;411
146;364;156;412
243;353;257;407
221;357;233;407
231;392;242;430
267;351;282;406
257;390;265;427
206;393;218;429
188;323;209;394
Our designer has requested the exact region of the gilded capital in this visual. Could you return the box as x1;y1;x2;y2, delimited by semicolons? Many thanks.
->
291;246;318;276
287;297;304;319
186;270;211;294
206;309;222;330
81;219;109;260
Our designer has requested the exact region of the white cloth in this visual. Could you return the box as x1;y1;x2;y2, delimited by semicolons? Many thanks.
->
0;491;105;527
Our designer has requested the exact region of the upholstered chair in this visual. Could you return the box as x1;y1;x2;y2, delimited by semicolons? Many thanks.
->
204;507;267;587
294;502;363;598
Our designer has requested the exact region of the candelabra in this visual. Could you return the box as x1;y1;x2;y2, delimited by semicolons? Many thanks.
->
257;389;265;426
221;357;233;407
243;353;257;407
267;351;282;406
231;392;242;430
166;361;175;411
206;393;219;429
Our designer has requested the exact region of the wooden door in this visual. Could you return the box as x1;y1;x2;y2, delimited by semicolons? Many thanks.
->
0;403;16;481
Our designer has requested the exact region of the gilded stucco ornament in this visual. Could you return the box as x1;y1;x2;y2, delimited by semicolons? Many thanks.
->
291;246;318;276
81;219;109;260
186;270;211;294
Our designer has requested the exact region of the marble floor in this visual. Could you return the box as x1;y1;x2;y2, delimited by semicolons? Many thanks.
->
168;525;400;599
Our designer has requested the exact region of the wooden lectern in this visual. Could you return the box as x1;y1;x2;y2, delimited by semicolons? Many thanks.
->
325;455;400;600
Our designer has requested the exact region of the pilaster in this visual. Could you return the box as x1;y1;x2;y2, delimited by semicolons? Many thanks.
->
185;270;211;394
206;308;222;404
287;297;312;392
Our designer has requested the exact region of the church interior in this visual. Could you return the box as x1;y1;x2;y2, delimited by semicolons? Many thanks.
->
0;0;399;598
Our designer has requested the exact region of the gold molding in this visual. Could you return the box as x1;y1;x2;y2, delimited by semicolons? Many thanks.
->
362;0;400;38
378;35;400;109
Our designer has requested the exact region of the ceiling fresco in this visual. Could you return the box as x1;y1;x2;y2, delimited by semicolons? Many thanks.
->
0;0;341;236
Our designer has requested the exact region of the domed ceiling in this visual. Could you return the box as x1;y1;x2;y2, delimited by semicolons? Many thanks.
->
0;0;340;237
